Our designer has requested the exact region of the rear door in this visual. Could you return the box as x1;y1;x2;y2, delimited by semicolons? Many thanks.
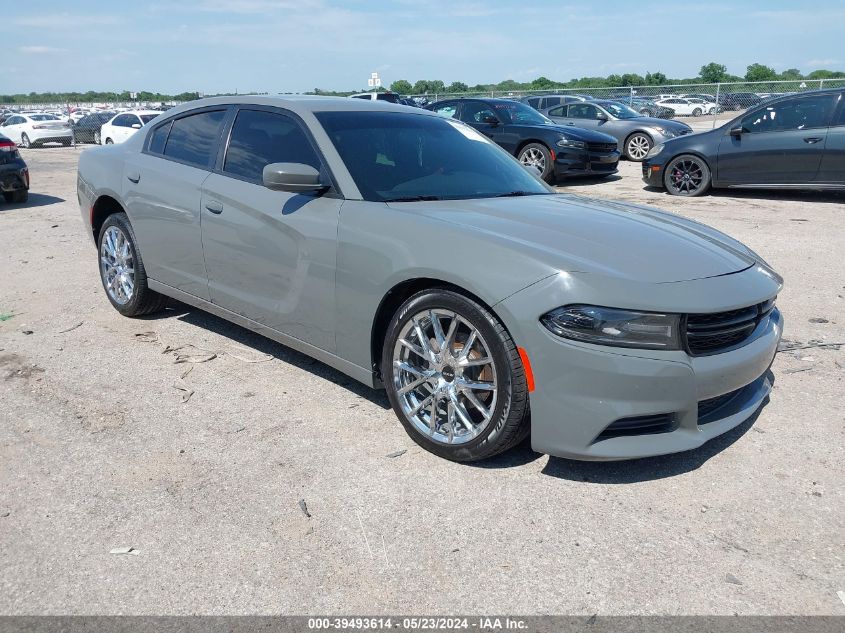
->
199;106;342;351
816;92;845;184
716;93;838;185
122;107;229;300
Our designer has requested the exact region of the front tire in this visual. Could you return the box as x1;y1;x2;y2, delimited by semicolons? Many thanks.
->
105;137;114;145
517;142;554;183
20;133;30;149
692;108;702;117
664;154;711;197
98;213;168;316
382;289;530;462
624;132;652;161
94;131;101;144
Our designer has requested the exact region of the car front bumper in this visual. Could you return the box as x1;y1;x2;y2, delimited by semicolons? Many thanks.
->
642;159;666;187
554;149;620;179
495;266;783;460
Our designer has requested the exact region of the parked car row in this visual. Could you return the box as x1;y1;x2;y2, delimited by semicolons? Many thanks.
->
426;98;622;181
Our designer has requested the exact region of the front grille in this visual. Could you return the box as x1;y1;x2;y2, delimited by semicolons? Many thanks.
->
684;299;775;356
595;413;675;441
587;142;617;154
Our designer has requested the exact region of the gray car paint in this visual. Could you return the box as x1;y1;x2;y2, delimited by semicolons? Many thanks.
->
542;101;692;155
77;95;783;460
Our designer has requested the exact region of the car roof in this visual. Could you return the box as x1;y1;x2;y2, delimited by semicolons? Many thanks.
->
158;95;431;119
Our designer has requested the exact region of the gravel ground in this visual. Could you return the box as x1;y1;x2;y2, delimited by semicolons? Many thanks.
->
1;146;843;616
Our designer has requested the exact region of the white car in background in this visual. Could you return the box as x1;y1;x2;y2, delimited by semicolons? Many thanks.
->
99;110;161;144
0;113;72;147
654;97;710;117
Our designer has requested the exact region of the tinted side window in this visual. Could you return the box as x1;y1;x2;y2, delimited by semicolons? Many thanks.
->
835;96;845;126
164;110;226;168
351;95;371;100
548;106;565;117
432;103;458;118
568;104;599;119
112;114;130;127
547;97;562;107
223;109;321;182
741;95;837;133
148;121;172;155
459;102;498;124
526;97;540;108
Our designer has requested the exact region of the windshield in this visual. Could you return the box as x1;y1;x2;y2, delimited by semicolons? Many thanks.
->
492;101;552;125
30;114;59;121
601;102;641;119
316;111;553;202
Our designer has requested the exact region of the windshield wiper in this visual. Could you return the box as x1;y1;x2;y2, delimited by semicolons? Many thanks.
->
383;195;442;202
493;191;544;198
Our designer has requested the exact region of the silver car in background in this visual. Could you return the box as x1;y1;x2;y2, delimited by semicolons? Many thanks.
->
77;96;782;462
543;100;694;161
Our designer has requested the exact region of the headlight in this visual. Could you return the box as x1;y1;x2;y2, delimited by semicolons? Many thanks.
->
645;143;664;159
556;137;586;149
540;305;682;350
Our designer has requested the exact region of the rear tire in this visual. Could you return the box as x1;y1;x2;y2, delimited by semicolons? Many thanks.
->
664;154;711;197
94;131;101;144
20;133;30;149
3;190;28;204
692;108;702;117
97;212;168;317
105;137;114;145
517;142;554;183
382;289;530;462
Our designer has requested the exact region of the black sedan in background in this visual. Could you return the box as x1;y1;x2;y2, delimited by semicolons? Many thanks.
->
426;98;620;183
0;133;29;203
643;89;845;196
72;111;115;144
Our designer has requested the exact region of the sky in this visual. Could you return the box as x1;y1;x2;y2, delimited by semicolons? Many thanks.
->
5;0;844;95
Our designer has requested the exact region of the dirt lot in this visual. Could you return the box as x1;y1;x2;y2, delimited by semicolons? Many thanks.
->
1;146;843;615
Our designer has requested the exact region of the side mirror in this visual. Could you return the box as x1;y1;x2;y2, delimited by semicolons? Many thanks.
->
131;123;142;129
263;162;327;193
596;112;609;121
482;115;499;126
729;126;743;137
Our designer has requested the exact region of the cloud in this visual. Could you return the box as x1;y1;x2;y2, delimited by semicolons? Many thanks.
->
805;58;840;67
18;46;67;54
14;13;122;28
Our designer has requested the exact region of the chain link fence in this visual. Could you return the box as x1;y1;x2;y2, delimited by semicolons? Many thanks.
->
405;79;845;128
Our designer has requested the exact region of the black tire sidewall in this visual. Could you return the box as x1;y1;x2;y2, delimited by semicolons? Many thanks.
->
663;154;711;197
97;213;152;316
518;142;554;183
382;289;523;461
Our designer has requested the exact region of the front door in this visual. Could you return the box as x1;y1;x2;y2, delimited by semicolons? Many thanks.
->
717;93;838;185
457;101;508;146
200;107;342;352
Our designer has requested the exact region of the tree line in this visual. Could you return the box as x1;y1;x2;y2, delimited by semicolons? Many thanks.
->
3;62;844;104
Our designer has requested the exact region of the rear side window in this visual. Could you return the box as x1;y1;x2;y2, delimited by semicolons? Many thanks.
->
163;110;226;168
148;121;171;155
223;109;321;182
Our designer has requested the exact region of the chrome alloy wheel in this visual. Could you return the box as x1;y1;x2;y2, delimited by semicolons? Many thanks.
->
519;147;546;172
100;226;135;305
392;309;498;445
626;135;651;160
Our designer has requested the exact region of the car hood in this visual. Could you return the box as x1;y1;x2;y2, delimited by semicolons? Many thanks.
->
391;194;756;283
514;123;617;144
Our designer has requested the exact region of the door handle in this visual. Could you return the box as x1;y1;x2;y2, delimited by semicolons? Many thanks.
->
803;137;823;144
566;122;575;126
127;172;140;183
205;200;223;214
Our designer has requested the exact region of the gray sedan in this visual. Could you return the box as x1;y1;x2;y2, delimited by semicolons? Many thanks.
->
77;96;782;462
542;100;693;161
